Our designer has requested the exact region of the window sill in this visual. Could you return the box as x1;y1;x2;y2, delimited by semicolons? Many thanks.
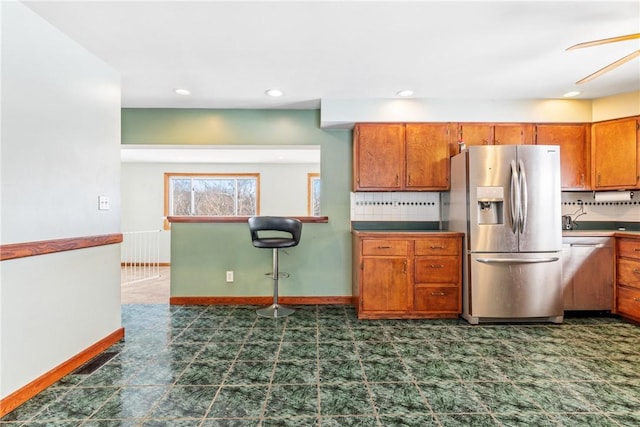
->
166;216;329;224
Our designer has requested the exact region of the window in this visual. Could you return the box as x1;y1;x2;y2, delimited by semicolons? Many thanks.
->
308;173;321;216
164;173;259;227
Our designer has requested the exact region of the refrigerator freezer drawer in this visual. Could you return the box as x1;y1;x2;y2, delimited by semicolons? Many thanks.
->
469;252;562;320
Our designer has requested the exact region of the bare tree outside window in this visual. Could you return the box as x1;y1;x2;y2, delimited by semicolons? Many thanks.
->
308;173;321;216
171;178;192;216
164;173;259;228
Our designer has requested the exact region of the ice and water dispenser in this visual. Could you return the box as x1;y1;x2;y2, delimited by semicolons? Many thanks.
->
476;186;504;225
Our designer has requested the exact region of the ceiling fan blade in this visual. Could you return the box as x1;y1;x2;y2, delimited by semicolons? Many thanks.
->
576;49;640;84
567;33;640;50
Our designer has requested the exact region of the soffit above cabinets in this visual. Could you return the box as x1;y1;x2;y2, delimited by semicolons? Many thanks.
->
120;145;320;164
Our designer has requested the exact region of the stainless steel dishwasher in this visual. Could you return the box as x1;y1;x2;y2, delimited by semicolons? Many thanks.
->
561;236;614;311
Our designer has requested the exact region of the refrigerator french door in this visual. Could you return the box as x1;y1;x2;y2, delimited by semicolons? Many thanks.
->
448;145;563;324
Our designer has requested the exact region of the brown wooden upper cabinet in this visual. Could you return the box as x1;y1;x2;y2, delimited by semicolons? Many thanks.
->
353;123;404;190
591;117;639;190
457;123;534;147
535;124;589;191
353;123;451;191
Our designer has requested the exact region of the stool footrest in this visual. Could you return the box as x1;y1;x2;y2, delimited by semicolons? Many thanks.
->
264;272;290;279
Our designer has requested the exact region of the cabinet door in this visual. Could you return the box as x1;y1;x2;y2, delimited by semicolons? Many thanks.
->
354;124;405;191
361;257;410;312
536;124;588;190
592;118;638;189
405;124;450;190
459;123;492;146
494;124;533;145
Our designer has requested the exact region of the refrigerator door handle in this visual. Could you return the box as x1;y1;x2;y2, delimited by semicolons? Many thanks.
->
518;159;528;234
476;257;560;264
509;160;519;233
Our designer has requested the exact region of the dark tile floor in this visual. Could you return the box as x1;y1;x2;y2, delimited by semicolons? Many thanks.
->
2;305;640;426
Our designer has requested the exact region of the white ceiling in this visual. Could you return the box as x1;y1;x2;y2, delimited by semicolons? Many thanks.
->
23;1;640;110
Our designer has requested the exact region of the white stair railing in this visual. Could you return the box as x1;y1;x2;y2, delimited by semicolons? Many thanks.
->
121;230;161;284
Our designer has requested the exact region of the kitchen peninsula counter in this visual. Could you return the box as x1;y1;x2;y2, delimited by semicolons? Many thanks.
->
167;216;328;224
167;215;353;306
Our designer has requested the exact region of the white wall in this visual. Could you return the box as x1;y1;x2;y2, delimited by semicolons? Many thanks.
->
592;91;640;122
121;161;320;263
1;1;121;399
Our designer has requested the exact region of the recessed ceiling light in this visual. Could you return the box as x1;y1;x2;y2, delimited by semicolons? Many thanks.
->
563;91;581;98
174;88;191;96
396;90;414;97
265;88;284;97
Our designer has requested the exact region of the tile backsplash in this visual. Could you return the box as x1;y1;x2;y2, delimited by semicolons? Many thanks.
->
351;191;639;224
561;191;639;222
350;192;440;221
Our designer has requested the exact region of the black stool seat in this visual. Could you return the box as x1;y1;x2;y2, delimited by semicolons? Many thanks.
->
251;237;299;249
248;216;302;318
249;216;301;248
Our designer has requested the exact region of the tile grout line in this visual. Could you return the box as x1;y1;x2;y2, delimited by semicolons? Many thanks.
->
315;305;322;427
81;305;204;426
385;324;442;427
256;312;289;426
349;317;384;427
201;306;260;426
141;305;216;426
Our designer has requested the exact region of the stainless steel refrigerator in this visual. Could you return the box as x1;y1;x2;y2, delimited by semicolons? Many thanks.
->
444;145;563;324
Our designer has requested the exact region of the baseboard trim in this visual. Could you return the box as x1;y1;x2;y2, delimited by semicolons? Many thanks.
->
0;328;125;417
170;296;352;306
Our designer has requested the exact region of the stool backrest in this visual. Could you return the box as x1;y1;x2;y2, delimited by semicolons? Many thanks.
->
248;216;302;246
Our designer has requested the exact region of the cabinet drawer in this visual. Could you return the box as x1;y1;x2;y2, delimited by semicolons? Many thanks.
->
618;258;640;290
415;238;459;256
362;240;409;256
415;256;460;283
414;286;460;312
618;238;640;260
617;286;640;320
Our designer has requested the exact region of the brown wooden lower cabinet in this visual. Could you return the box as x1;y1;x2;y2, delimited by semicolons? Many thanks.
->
615;237;640;323
352;231;463;319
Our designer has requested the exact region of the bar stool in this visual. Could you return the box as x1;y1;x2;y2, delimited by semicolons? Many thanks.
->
248;216;302;318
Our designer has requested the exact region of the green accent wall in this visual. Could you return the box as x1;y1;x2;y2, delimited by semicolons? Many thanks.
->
121;108;353;298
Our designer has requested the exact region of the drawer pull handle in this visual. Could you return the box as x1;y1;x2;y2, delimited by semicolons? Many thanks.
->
430;245;445;249
430;264;445;268
634;298;640;302
377;246;391;249
635;248;640;252
633;269;640;274
431;292;446;296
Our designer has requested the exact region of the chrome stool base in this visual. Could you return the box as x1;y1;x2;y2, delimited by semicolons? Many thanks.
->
256;304;295;318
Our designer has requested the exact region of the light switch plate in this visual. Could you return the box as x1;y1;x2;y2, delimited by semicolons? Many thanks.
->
98;195;110;210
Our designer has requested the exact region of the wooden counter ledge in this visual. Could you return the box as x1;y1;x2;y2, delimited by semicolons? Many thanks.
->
167;216;329;224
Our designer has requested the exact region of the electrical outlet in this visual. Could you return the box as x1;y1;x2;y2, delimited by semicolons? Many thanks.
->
226;271;234;282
